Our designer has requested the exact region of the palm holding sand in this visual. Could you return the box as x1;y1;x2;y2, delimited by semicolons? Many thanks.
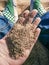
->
0;10;41;65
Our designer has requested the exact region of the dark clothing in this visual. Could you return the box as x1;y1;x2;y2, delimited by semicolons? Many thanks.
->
23;41;49;65
30;0;49;46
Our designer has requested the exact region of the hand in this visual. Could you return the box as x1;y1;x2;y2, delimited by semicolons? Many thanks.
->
0;9;41;65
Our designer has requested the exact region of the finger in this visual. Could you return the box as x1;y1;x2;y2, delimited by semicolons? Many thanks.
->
22;10;29;19
32;17;41;32
33;28;41;44
30;28;41;51
18;17;25;25
28;9;38;23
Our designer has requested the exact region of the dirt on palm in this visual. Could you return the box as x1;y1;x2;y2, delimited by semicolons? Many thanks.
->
6;22;35;59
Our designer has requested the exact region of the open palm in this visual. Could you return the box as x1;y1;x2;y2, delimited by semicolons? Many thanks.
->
0;10;41;65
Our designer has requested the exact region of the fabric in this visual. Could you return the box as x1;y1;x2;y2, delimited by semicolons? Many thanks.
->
39;12;49;46
30;0;49;46
6;0;14;15
23;41;49;65
30;0;46;16
0;0;18;39
3;0;18;23
3;8;15;23
0;15;13;39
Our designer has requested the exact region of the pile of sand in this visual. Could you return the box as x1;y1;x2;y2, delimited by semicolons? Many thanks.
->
6;22;35;59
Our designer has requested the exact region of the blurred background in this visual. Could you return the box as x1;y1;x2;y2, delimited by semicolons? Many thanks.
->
16;0;49;15
16;0;30;15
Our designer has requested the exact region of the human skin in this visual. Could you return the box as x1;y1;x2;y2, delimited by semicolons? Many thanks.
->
0;0;8;11
0;9;41;65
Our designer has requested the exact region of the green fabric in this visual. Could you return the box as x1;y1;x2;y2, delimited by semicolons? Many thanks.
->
3;9;15;23
33;0;46;16
3;0;15;23
7;0;14;15
23;41;49;65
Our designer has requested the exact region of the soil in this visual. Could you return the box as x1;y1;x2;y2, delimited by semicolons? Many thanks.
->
16;0;30;15
40;0;49;11
6;22;35;59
